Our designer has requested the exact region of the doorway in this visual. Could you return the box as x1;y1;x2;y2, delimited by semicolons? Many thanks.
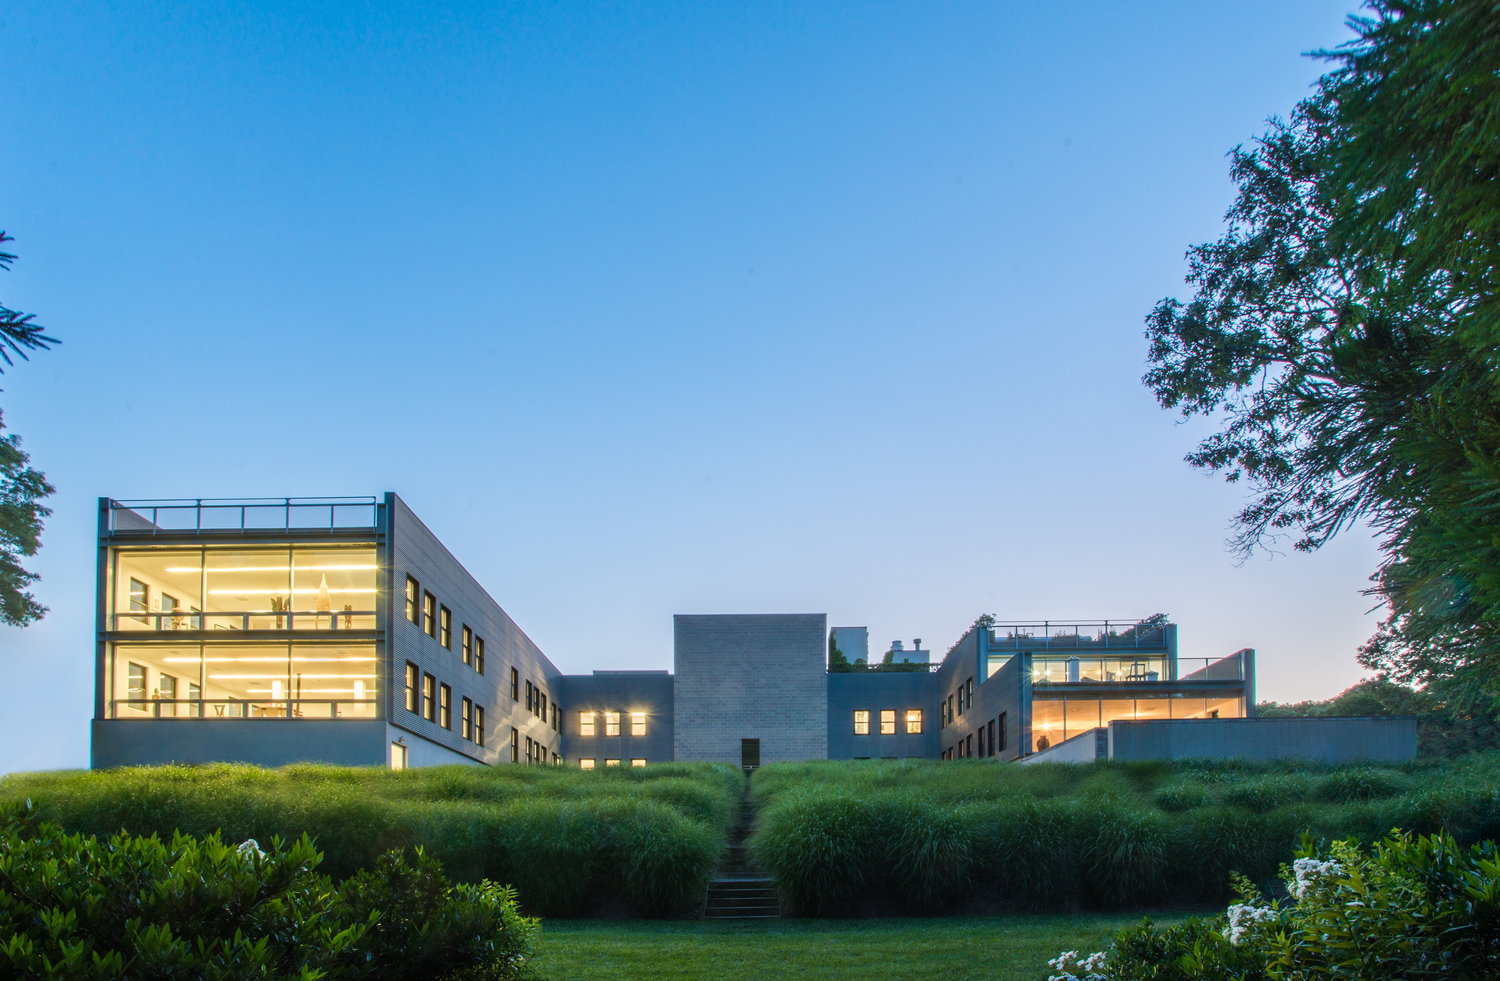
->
741;738;760;769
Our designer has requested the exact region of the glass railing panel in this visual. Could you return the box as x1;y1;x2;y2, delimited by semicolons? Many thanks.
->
197;507;244;531
288;505;332;530
110;610;379;631
242;505;288;530
151;507;200;531
333;503;377;528
111;699;377;719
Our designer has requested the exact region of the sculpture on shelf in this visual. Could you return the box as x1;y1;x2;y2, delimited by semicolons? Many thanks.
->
269;595;287;629
316;575;332;629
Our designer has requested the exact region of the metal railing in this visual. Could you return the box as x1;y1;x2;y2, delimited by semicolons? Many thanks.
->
112;610;378;632
109;497;378;535
987;620;1171;650
1030;653;1244;685
112;699;377;719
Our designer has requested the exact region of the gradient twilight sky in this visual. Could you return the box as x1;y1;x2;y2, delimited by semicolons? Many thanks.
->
1;1;1379;773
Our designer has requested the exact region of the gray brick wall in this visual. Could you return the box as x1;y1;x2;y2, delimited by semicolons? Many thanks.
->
673;614;827;764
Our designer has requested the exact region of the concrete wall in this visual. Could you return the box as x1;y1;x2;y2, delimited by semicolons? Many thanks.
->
1018;727;1105;764
560;671;674;764
674;614;828;764
92;719;391;768
827;672;937;759
388;494;565;765
1108;716;1418;762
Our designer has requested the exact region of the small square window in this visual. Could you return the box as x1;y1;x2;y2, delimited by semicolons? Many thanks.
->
605;759;620;767
580;712;595;737
879;710;896;735
853;710;870;735
605;711;620;737
580;758;596;770
404;577;419;624
631;759;646;767
631;712;646;737
423;592;437;638
906;709;923;734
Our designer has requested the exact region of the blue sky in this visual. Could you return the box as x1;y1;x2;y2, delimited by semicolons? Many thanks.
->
1;1;1377;772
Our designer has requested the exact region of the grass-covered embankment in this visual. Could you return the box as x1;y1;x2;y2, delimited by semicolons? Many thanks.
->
747;755;1500;915
538;914;1151;981
0;761;743;918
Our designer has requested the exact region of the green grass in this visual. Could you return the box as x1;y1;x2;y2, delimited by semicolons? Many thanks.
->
535;915;1162;981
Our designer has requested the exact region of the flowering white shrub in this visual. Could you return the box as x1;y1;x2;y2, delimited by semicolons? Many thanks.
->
1224;902;1278;945
1287;856;1342;899
236;838;266;860
1046;948;1108;981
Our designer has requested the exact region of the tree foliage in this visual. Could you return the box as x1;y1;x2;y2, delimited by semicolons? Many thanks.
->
1145;0;1500;714
0;232;55;628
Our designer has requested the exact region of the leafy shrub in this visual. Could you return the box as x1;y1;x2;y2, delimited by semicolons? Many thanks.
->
0;801;538;980
1051;831;1500;980
747;790;877;916
1313;767;1409;803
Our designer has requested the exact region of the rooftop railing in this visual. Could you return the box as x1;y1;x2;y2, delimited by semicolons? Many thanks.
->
111;699;376;719
987;620;1171;650
1029;652;1244;685
108;498;378;536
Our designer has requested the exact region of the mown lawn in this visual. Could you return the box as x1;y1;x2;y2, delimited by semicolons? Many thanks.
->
536;914;1164;981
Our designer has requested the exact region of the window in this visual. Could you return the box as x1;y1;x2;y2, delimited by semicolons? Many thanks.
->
423;592;437;638
553;704;561;732
475;636;485;674
631;712;646;737
605;711;620;737
462;697;473;740
967;677;974;706
958;686;965;716
129;578;149;624
405;577;419;624
987;718;996;755
540;692;547;720
127;662;147;706
475;705;485;746
405;662;419;713
605;759;620;767
510;726;518;762
510;667;518;700
978;725;986;757
525;736;533;763
525;680;533;711
187;682;201;717
461;625;472;665
998;712;1007;752
906;709;923;734
439;683;452;729
947;694;954;724
158;674;177;716
966;734;973;757
631;759;646;767
853;710;870;735
580;758;596;770
422;673;436;722
439;606;452;649
879;709;896;735
580;712;596;737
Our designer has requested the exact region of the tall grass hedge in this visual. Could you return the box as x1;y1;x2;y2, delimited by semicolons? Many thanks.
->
747;754;1500;916
0;761;742;918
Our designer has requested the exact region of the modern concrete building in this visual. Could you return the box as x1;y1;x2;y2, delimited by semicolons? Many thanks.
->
92;494;1415;769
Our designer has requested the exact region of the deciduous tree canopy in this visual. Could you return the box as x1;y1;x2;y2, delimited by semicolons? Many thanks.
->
1145;0;1500;717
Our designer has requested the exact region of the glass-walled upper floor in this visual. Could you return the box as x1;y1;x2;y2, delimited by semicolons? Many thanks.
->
107;640;378;719
107;544;379;633
1031;690;1244;751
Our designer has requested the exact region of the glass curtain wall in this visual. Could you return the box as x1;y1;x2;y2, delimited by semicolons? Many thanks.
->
1032;692;1245;745
111;642;377;718
111;545;377;632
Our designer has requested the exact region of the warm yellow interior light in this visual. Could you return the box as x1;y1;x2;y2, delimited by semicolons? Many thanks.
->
167;565;379;573
206;588;376;595
211;673;376;679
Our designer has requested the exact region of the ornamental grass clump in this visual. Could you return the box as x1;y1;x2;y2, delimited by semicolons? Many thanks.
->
0;761;739;918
